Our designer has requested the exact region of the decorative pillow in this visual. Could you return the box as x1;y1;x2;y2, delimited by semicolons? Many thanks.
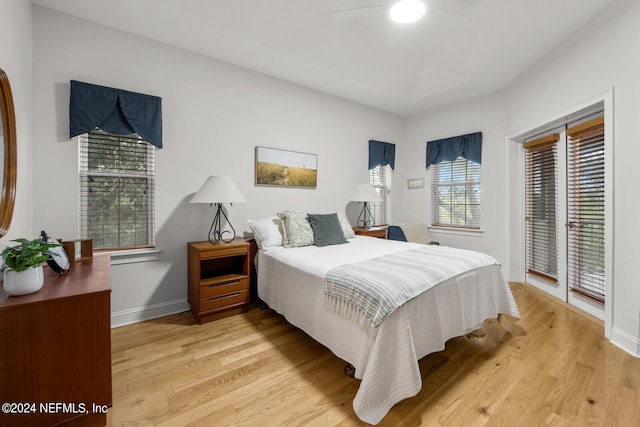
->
387;225;407;242
307;213;348;247
248;217;284;250
277;210;315;248
397;223;431;244
335;211;356;239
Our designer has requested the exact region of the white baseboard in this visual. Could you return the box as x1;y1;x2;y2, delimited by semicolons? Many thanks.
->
111;298;190;328
610;327;640;358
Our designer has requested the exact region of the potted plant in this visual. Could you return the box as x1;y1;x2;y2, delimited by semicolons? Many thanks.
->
1;238;61;296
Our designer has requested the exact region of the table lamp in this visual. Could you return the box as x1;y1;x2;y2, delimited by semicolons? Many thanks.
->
191;176;246;243
349;183;382;229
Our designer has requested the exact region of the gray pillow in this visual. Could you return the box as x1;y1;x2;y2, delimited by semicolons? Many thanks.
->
307;213;348;247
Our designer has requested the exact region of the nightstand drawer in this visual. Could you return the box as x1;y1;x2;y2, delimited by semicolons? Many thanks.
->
200;277;248;299
199;246;248;259
200;290;249;312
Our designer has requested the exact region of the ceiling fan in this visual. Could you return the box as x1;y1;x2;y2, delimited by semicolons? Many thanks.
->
331;0;468;23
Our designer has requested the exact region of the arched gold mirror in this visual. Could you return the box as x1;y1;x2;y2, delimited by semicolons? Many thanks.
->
0;68;17;238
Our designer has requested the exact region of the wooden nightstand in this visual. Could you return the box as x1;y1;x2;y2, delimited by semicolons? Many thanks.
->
353;226;388;239
187;240;250;323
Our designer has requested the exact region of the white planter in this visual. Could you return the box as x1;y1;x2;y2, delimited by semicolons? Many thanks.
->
3;266;45;296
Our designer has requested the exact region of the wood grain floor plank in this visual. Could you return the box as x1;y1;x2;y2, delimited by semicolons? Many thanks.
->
106;283;640;426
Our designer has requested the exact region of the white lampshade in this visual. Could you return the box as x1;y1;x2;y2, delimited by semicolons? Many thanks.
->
349;183;382;202
190;176;247;204
389;0;427;23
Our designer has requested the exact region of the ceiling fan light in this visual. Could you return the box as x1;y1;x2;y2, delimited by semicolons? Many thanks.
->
389;0;427;23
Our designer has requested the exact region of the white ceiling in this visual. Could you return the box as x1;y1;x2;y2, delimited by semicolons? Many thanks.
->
32;0;614;115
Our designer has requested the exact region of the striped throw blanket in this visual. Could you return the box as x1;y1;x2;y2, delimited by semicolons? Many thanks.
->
325;245;499;335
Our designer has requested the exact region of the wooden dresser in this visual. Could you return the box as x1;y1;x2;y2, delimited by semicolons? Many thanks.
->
0;253;112;426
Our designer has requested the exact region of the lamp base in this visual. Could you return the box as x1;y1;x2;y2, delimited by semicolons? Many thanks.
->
208;203;237;244
356;201;375;229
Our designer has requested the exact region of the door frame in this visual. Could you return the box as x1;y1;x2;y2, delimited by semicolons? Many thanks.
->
508;88;613;339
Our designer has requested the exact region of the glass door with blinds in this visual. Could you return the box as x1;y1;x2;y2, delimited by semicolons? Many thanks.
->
566;117;605;305
525;134;561;285
524;113;606;320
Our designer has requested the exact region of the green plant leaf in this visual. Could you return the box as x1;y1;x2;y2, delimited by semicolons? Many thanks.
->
0;238;57;273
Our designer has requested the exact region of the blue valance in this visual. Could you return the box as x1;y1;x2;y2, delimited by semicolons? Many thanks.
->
69;80;163;148
425;131;482;168
368;140;395;170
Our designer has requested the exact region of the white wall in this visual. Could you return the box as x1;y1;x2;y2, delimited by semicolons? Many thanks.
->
504;0;640;355
0;0;33;245
397;92;507;264
396;0;640;356
31;6;403;326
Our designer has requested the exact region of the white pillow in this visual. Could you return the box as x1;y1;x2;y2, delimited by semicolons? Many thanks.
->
335;211;356;239
397;223;431;244
248;217;284;250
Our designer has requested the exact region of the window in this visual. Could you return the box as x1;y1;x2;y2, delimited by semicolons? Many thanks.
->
431;157;481;228
369;164;392;225
79;129;155;250
524;134;559;282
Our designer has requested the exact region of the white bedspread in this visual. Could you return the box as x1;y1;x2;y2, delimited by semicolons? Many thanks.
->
256;237;520;424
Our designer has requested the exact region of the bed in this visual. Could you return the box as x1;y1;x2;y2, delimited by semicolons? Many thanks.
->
251;214;519;425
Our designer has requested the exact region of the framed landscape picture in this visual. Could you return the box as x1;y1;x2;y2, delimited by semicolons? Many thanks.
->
255;146;317;188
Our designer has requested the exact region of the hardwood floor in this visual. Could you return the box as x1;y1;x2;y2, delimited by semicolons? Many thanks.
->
108;283;640;426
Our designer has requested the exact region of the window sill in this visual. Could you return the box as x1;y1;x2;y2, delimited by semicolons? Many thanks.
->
106;248;161;265
428;226;484;237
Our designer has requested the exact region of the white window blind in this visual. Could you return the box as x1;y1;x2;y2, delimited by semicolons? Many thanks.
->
431;157;481;228
524;134;559;282
79;129;155;250
567;116;605;302
369;165;391;225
